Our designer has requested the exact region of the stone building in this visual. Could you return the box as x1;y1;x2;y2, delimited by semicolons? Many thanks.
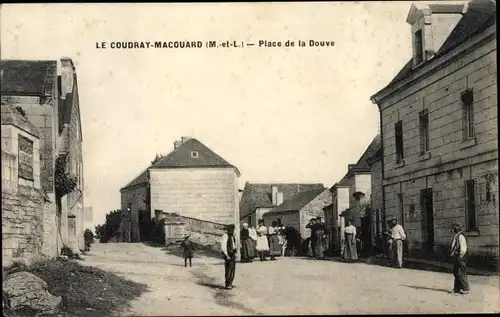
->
1;105;49;266
120;137;241;243
239;183;325;227
263;188;331;239
327;135;381;254
371;1;498;268
1;57;86;256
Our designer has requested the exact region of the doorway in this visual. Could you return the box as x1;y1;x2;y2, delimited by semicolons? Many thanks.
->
420;188;434;254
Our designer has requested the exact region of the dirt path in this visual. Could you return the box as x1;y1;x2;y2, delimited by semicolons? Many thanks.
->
81;243;255;316
81;243;499;315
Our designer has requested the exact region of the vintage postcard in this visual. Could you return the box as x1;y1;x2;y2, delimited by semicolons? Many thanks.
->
1;1;498;316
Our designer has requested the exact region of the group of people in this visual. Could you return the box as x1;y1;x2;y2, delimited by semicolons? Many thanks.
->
240;219;286;262
306;217;328;259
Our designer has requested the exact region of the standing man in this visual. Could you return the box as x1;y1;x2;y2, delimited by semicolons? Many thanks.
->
450;223;469;295
389;218;406;268
220;224;237;290
306;218;318;257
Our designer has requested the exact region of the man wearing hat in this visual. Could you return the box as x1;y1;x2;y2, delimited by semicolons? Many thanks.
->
220;224;237;290
450;223;469;295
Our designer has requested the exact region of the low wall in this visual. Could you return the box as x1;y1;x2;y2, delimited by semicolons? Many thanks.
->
163;214;227;254
2;185;46;267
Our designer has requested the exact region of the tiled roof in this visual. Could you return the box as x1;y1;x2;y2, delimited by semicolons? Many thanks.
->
267;189;326;213
0;60;57;95
151;138;240;174
239;182;325;219
1;104;40;137
120;169;149;191
349;134;381;172
382;0;496;90
330;134;381;191
121;138;240;191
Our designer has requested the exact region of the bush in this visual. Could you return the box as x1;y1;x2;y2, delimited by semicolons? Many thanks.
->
97;210;122;243
150;219;166;245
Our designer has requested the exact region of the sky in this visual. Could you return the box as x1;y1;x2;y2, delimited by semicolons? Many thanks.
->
1;2;414;227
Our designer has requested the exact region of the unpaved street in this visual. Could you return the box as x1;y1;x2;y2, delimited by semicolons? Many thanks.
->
81;243;499;315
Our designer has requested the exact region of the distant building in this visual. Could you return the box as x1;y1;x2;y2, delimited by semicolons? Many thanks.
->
239;182;325;227
120;137;241;242
263;188;332;239
328;135;381;255
371;1;498;267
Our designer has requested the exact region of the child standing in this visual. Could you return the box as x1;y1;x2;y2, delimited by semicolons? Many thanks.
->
180;235;195;267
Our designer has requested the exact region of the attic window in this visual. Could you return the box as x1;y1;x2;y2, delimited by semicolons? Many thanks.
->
414;29;423;65
191;151;199;158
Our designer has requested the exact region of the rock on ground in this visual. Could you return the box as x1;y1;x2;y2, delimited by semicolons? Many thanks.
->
3;271;62;315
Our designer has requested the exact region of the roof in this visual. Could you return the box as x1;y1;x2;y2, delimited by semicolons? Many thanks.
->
120;168;149;191
1;104;40;137
1;60;57;95
378;0;496;94
150;138;240;175
330;134;381;191
349;134;381;173
121;138;240;191
239;182;326;219
266;189;326;214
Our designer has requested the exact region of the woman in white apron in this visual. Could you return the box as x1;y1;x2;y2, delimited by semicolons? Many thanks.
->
255;219;270;261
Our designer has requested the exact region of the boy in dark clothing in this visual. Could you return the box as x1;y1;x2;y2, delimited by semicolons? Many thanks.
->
180;235;195;267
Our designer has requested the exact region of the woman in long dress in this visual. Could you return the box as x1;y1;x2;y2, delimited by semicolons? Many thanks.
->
268;221;281;260
240;223;255;262
343;219;358;262
248;225;258;259
255;219;270;261
314;219;326;260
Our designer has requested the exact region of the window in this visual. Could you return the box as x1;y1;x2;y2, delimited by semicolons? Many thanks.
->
190;151;199;158
414;30;424;65
395;120;404;162
419;109;430;154
462;89;474;139
18;135;34;180
485;180;491;202
397;193;404;226
465;180;476;230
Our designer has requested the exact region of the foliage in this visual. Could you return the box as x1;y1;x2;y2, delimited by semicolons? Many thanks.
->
94;225;103;240
60;246;75;258
84;229;95;246
5;259;148;317
54;156;78;197
97;210;122;243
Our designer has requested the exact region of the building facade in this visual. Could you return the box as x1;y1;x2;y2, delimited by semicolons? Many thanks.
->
371;1;498;268
1;57;86;257
121;137;241;244
239;182;325;227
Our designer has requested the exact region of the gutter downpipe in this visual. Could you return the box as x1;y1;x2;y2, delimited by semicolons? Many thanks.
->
371;96;387;234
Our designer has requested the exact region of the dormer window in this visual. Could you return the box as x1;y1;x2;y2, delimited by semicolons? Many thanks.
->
414;29;423;65
191;151;199;158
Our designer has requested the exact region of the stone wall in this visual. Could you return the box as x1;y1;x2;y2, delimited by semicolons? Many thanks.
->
163;213;227;254
2;186;46;267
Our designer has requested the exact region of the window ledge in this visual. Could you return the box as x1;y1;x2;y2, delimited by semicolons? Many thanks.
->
460;137;477;149
464;229;480;237
395;160;406;168
419;151;432;161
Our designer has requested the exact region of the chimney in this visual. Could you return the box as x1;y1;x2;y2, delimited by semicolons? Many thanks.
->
271;185;278;206
174;140;182;149
181;136;192;143
60;57;75;99
348;164;356;171
297;184;301;192
277;192;284;206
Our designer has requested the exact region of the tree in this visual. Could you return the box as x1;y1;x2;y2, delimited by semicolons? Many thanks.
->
96;210;122;243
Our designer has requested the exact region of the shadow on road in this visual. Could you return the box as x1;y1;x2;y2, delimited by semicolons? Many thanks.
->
401;285;452;294
191;269;262;315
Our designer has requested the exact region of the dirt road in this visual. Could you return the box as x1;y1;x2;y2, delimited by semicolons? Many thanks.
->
82;243;499;315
